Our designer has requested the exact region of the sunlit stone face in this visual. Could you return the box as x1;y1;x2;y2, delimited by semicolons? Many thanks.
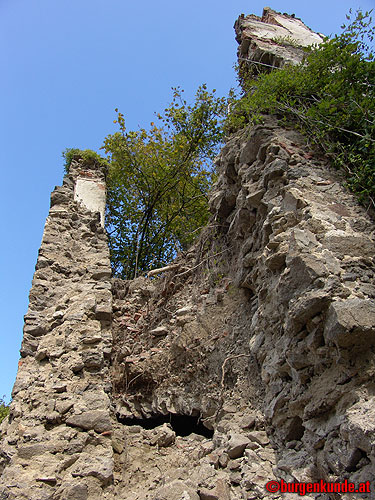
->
74;177;106;226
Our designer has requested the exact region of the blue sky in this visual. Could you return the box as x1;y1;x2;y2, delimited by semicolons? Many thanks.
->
1;0;374;401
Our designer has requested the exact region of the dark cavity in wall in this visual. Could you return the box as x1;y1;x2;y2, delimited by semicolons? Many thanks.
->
118;413;214;439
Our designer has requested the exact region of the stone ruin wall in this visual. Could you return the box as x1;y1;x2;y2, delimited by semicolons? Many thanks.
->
0;159;115;500
1;8;375;500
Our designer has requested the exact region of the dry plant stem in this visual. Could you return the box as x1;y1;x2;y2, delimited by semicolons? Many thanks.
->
174;248;232;279
206;353;252;425
147;264;181;277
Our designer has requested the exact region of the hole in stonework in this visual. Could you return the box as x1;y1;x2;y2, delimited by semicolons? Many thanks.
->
118;413;214;439
346;448;369;472
285;416;305;441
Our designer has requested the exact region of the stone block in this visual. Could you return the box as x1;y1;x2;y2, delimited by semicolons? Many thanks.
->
81;350;104;368
324;298;375;348
66;410;112;433
150;326;169;337
155;481;199;500
247;431;270;447
246;188;265;208
71;454;113;485
23;323;46;337
323;231;374;257
149;423;175;447
95;303;112;321
227;433;250;458
60;483;88;500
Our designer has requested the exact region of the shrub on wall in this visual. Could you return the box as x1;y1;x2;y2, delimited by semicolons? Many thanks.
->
226;9;375;208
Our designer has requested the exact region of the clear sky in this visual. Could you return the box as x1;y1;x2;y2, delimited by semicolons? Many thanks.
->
1;0;374;401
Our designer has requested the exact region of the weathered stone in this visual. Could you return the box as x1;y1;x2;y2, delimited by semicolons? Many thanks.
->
246;188;265;208
247;431;270;447
66;411;112;433
71;454;113;484
155;481;200;500
60;483;88;500
199;479;231;500
20;334;39;356
23;323;46;337
324;299;375;348
149;424;176;447
81;350;104;368
240;129;272;165
175;306;194;316
322;231;374;257
111;437;124;454
150;326;169;337
17;443;50;459
235;7;323;80
227;434;250;458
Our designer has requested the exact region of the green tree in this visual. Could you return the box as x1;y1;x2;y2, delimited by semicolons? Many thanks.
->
0;396;9;424
104;85;227;278
227;9;375;207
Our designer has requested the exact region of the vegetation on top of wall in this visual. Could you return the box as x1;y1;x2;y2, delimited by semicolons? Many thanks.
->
62;148;109;174
226;9;375;208
103;85;228;279
271;35;302;48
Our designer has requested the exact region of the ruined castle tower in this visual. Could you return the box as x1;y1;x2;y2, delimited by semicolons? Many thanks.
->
0;157;115;499
1;8;375;500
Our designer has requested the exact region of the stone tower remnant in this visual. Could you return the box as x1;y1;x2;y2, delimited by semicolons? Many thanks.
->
0;157;114;499
234;7;324;78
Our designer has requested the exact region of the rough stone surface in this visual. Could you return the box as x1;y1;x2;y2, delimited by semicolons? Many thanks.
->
235;7;324;81
109;115;375;499
0;157;114;500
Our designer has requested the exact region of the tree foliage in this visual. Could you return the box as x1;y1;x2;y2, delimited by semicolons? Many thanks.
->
226;9;375;207
0;397;9;424
103;85;227;279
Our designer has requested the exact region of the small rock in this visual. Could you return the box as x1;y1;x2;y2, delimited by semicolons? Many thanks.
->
36;477;57;485
240;415;256;430
256;448;276;463
198;441;215;458
35;348;48;361
227;433;250;459
127;425;142;434
18;443;50;459
246;188;265;208
71;454;113;485
95;303;112;320
150;326;169;337
206;450;221;468
218;452;229;468
175;306;193;316
247;431;269;447
228;458;242;470
111;437;124;454
60;483;88;500
52;382;67;393
154;480;199;500
199;488;219;500
149;423;176;447
244;449;258;462
230;471;242;485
